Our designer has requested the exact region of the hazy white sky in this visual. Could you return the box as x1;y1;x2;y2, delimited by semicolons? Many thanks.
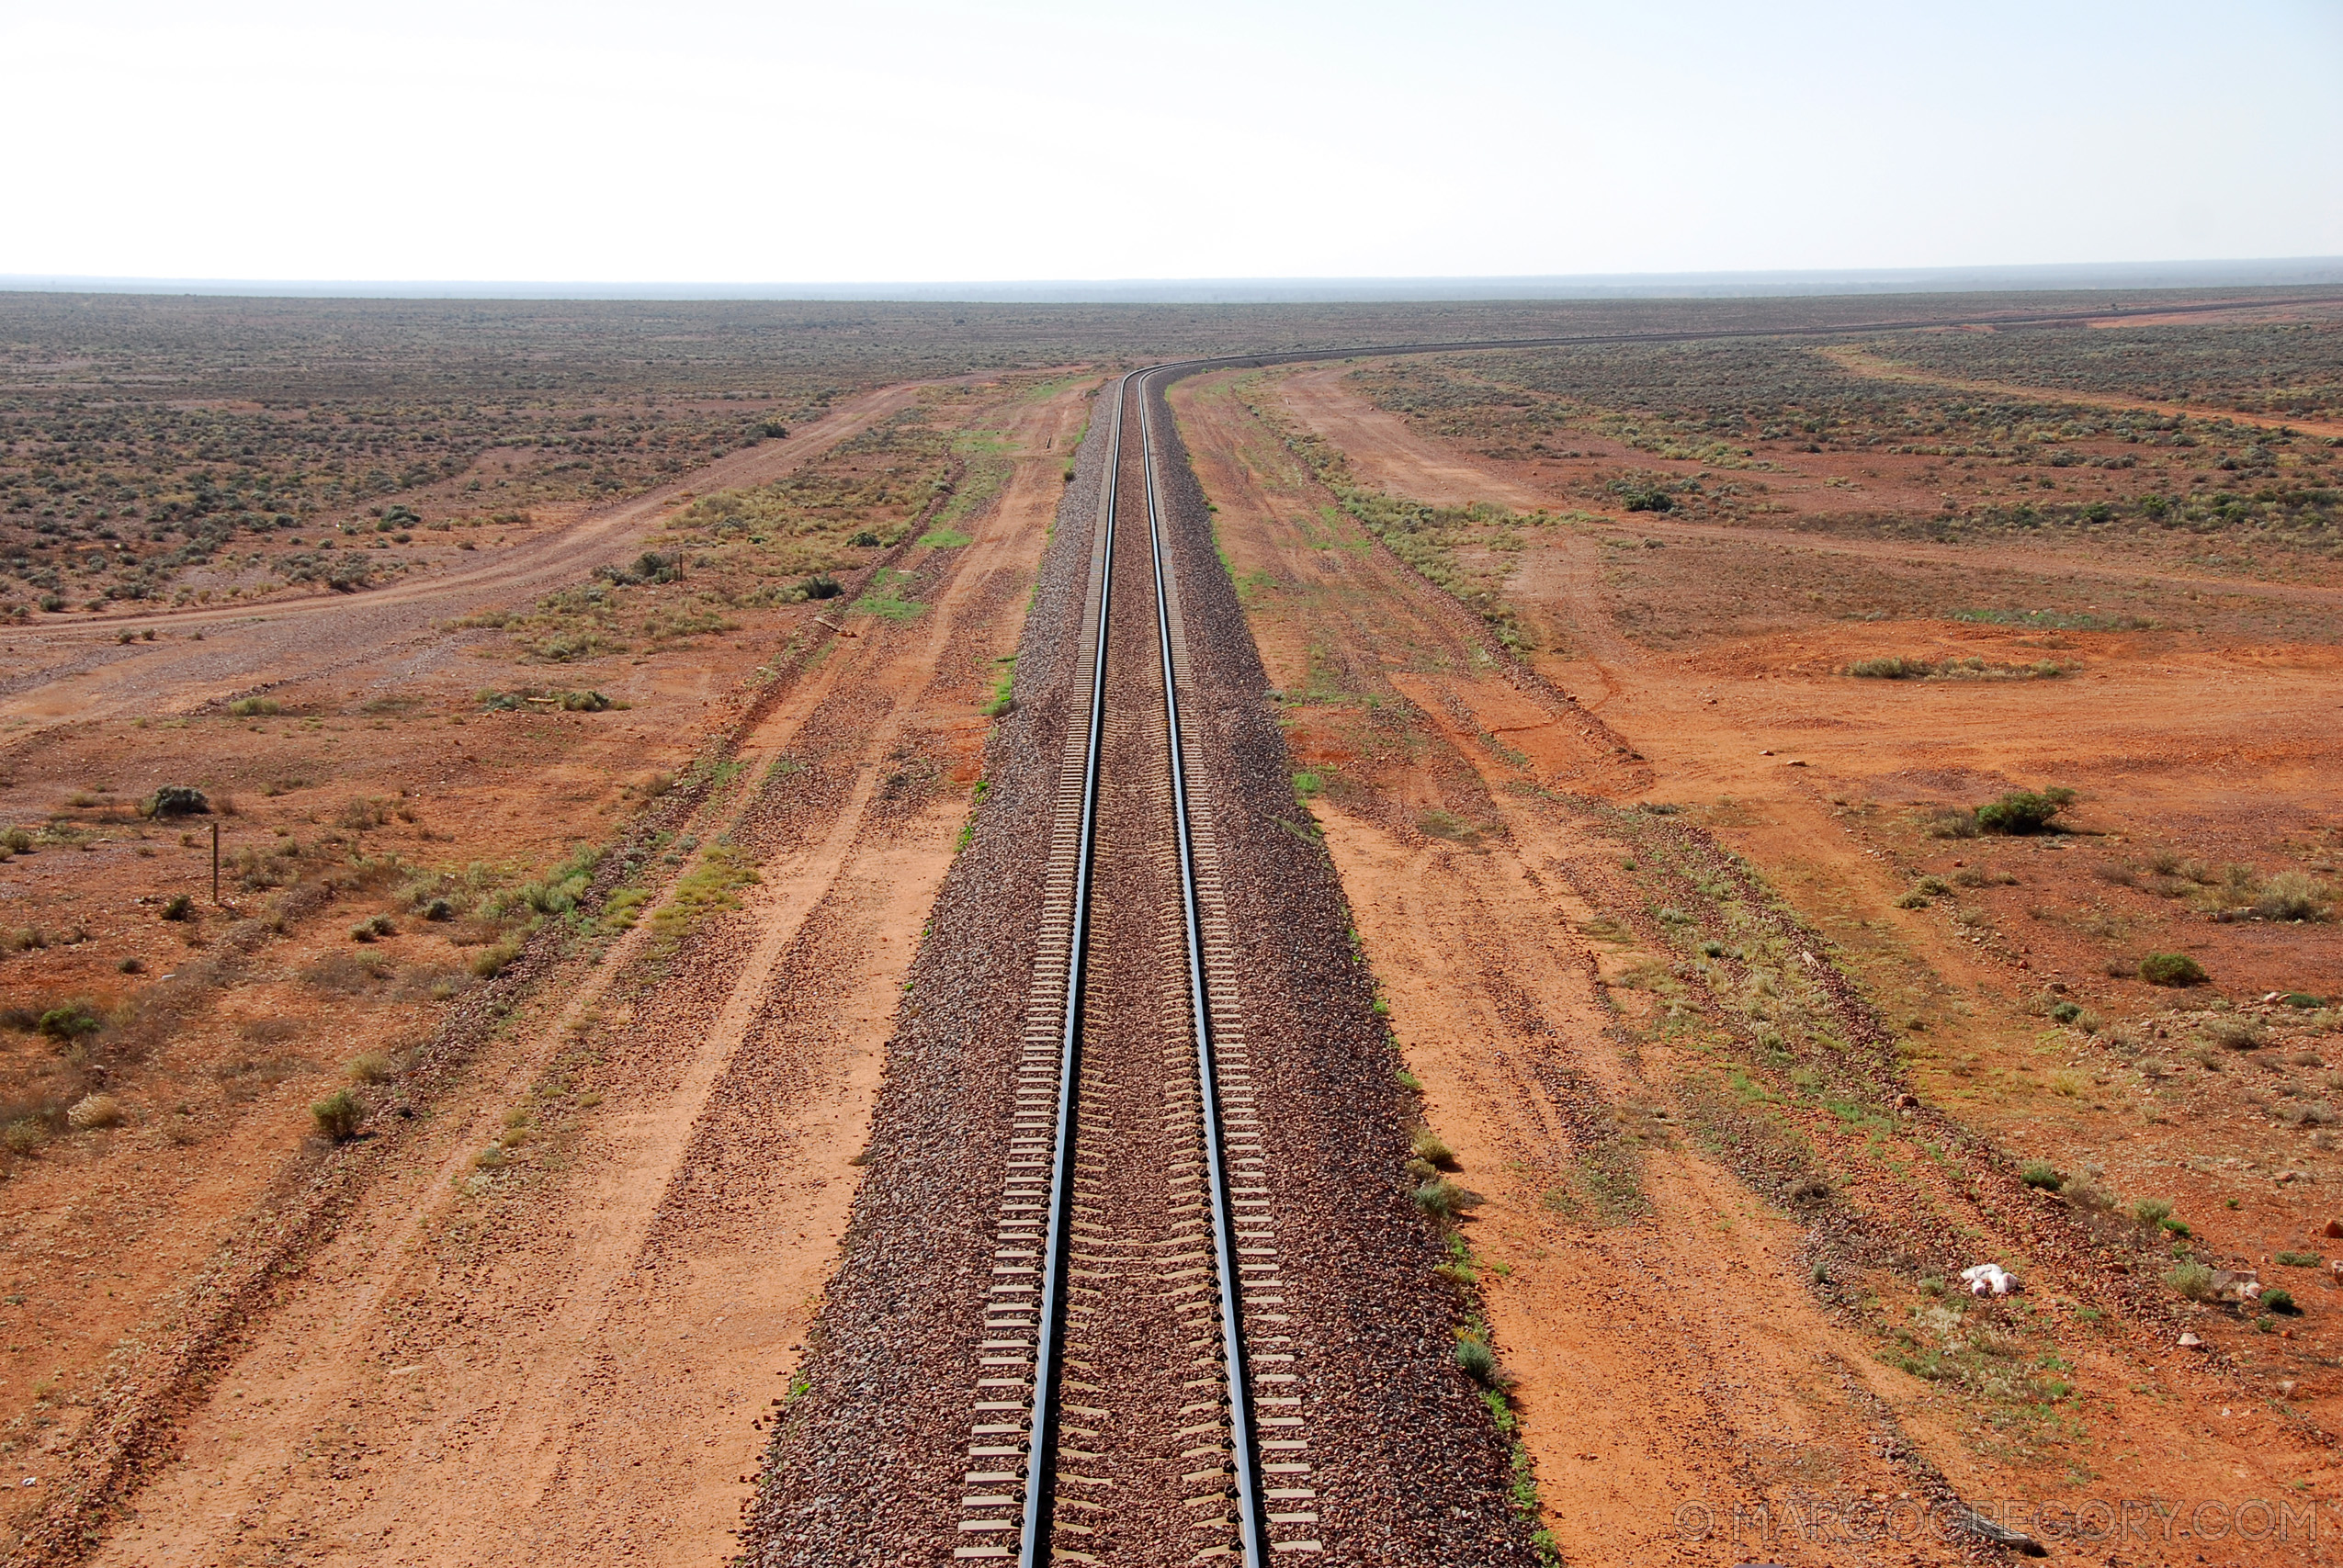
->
3;0;2338;284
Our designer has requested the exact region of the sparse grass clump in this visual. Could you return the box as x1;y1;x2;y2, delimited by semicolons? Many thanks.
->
66;1093;123;1131
1411;1127;1457;1168
347;1051;399;1084
647;844;762;952
2202;1016;2264;1050
2255;871;2330;922
2168;1260;2215;1301
470;937;524;978
1455;1335;1502;1383
2134;1197;2174;1226
2019;1160;2063;1190
1415;1178;1482;1219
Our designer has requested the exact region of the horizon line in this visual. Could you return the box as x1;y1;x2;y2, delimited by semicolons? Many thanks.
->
6;257;2343;305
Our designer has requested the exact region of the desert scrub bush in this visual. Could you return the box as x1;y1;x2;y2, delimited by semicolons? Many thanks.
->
2020;1160;2064;1190
36;1001;102;1042
2202;1016;2264;1050
160;893;195;921
349;913;396;942
503;843;602;919
1976;788;2075;834
470;936;525;978
227;696;280;717
65;1092;123;1131
2134;1197;2175;1226
2256;870;2330;921
2140;951;2207;987
311;1089;364;1143
2264;1288;2299;1314
346;1051;398;1084
1922;806;1981;839
2168;1260;2216;1300
1411;1127;1457;1168
142;784;210;818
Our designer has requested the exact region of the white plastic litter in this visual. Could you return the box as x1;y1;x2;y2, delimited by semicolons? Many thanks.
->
1961;1263;2019;1298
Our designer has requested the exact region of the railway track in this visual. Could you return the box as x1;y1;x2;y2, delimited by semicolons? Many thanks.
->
950;372;1300;1565
764;289;2343;1568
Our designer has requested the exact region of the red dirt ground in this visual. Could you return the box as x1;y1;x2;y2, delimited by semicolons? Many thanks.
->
1174;362;2343;1565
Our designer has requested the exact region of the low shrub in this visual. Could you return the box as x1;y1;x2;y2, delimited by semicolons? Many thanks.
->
2168;1260;2216;1301
161;894;195;921
36;1002;102;1042
1414;1178;1482;1219
2020;1159;2063;1190
1410;1127;1457;1168
470;937;524;978
2134;1197;2174;1225
798;573;843;601
227;697;280;717
2203;1016;2263;1050
1848;656;1933;680
2263;1288;2299;1314
311;1089;364;1143
1455;1336;1502;1382
1976;788;2075;835
143;785;210;818
347;1051;398;1084
2256;871;2329;922
2140;952;2207;987
65;1093;123;1131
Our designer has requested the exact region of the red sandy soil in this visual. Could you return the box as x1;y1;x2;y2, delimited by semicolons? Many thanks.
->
1172;364;2343;1565
0;374;1093;1563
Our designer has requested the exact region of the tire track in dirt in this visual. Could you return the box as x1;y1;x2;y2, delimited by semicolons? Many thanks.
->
1822;344;2343;442
1274;360;2343;615
0;379;933;732
74;378;1092;1568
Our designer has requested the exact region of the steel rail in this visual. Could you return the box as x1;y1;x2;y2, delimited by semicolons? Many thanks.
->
1018;373;1126;1568
1138;369;1267;1567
